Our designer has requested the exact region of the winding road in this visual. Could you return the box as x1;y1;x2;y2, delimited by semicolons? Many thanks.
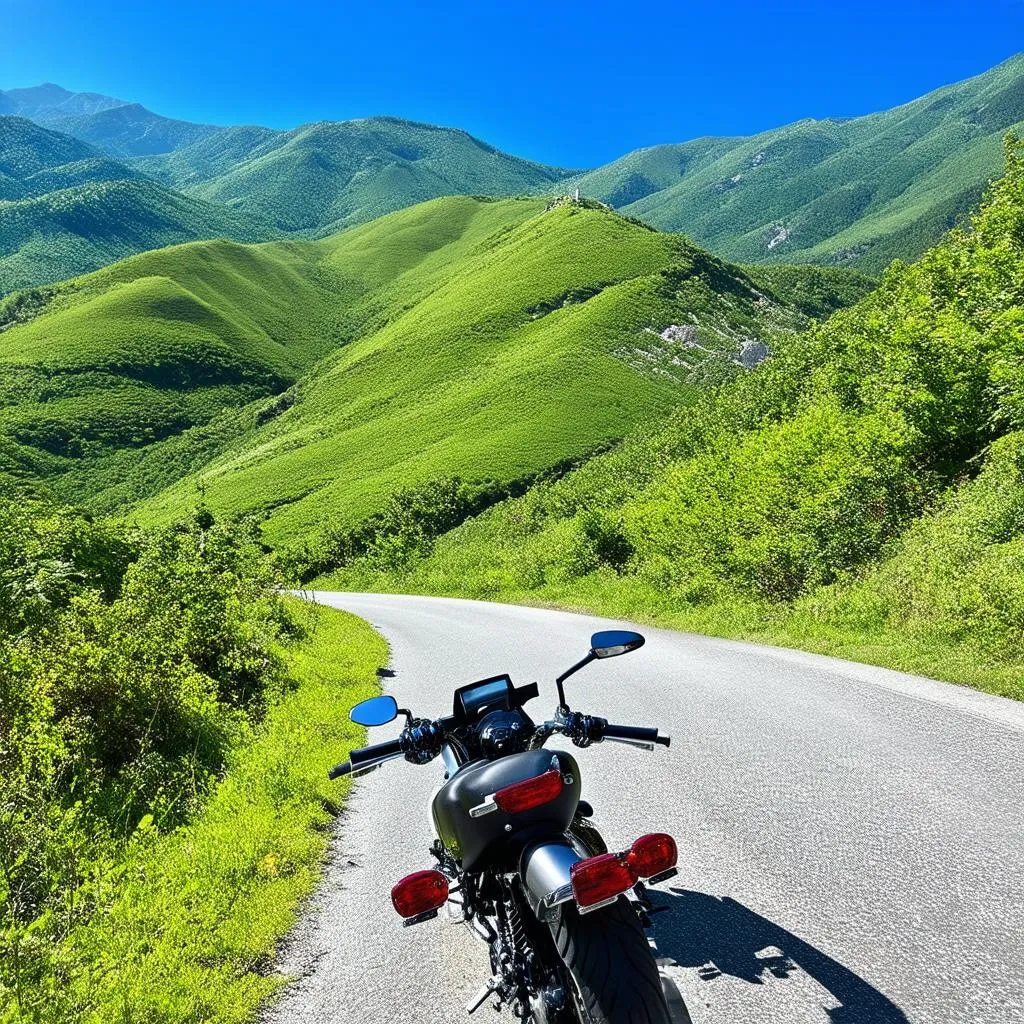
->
265;593;1024;1024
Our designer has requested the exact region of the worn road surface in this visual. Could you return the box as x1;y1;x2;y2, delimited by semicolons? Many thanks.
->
264;593;1024;1024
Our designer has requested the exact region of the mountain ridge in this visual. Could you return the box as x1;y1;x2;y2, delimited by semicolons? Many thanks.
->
570;51;1024;271
4;53;1024;285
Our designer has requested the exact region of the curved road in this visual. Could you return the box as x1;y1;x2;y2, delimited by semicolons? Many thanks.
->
265;593;1024;1024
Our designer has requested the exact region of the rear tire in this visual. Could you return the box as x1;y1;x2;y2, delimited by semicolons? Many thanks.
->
548;897;671;1024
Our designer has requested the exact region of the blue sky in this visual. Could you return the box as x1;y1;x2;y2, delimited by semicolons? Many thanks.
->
4;0;1023;167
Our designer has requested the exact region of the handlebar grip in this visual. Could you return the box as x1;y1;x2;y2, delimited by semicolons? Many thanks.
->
602;723;671;748
328;760;353;779
348;736;405;766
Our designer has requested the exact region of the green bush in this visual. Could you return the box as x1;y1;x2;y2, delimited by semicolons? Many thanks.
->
625;403;926;600
0;498;293;1016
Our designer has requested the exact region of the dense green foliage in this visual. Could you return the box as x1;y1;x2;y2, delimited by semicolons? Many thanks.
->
135;117;572;235
324;138;1024;698
0;486;387;1021
570;53;1024;272
0;495;278;1009
1;592;385;1023
0;118;271;296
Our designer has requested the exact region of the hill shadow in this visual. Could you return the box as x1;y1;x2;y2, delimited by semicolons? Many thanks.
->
648;887;908;1024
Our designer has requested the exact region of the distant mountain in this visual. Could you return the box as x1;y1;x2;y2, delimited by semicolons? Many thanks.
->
134;117;574;235
0;116;139;199
0;117;272;295
48;103;222;158
0;83;127;121
6;56;1024;278
571;52;1024;272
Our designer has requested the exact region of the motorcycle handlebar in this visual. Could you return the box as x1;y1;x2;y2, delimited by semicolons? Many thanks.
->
328;735;407;779
601;723;671;748
328;715;670;779
349;736;406;766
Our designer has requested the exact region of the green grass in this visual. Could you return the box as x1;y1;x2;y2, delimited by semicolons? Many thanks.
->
8;598;387;1024
126;197;825;548
569;52;1024;272
318;141;1024;702
0;236;356;479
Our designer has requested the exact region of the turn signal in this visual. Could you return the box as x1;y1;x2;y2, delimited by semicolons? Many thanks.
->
627;833;678;879
570;852;636;910
391;869;449;919
494;769;564;814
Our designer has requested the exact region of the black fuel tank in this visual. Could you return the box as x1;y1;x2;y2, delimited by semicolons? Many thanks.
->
432;749;580;872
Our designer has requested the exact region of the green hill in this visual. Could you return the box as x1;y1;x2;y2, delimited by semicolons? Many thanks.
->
134;117;573;234
334;139;1024;698
0;117;273;295
0;234;358;488
571;52;1024;273
0;195;860;544
50;103;222;158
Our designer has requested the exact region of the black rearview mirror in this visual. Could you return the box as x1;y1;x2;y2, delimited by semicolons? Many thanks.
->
590;629;645;659
350;695;399;726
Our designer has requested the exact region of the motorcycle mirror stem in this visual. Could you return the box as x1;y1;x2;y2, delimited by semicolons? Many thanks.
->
555;652;596;709
555;630;646;708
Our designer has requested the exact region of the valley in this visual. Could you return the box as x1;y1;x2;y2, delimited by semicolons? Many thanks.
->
1;195;862;548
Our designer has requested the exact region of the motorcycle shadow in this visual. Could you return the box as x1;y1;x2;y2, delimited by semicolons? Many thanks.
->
647;887;908;1024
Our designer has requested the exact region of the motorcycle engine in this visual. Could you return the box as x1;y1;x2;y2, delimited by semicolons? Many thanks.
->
477;708;529;760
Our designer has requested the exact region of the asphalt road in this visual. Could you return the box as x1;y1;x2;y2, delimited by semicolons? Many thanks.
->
264;593;1024;1024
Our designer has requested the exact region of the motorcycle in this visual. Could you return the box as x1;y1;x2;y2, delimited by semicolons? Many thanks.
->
329;629;686;1024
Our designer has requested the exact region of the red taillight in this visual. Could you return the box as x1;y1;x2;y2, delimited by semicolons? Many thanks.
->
627;833;678;879
570;852;636;909
494;768;564;814
391;870;449;919
570;833;678;911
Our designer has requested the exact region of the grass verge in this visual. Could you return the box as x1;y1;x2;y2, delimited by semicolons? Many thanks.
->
25;598;386;1024
532;575;1024;701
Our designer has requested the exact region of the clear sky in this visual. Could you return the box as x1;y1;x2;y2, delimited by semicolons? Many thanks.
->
3;0;1023;168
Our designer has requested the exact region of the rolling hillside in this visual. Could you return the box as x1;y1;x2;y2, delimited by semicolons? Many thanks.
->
332;140;1024;697
0;117;272;294
570;51;1024;272
0;235;357;487
134;117;573;234
0;195;864;544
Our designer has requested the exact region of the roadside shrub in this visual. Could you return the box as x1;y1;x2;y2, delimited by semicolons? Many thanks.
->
624;403;927;600
0;499;289;1015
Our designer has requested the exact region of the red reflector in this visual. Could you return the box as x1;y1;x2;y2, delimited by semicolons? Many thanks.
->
391;870;449;918
570;853;636;909
494;768;563;814
627;833;678;879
